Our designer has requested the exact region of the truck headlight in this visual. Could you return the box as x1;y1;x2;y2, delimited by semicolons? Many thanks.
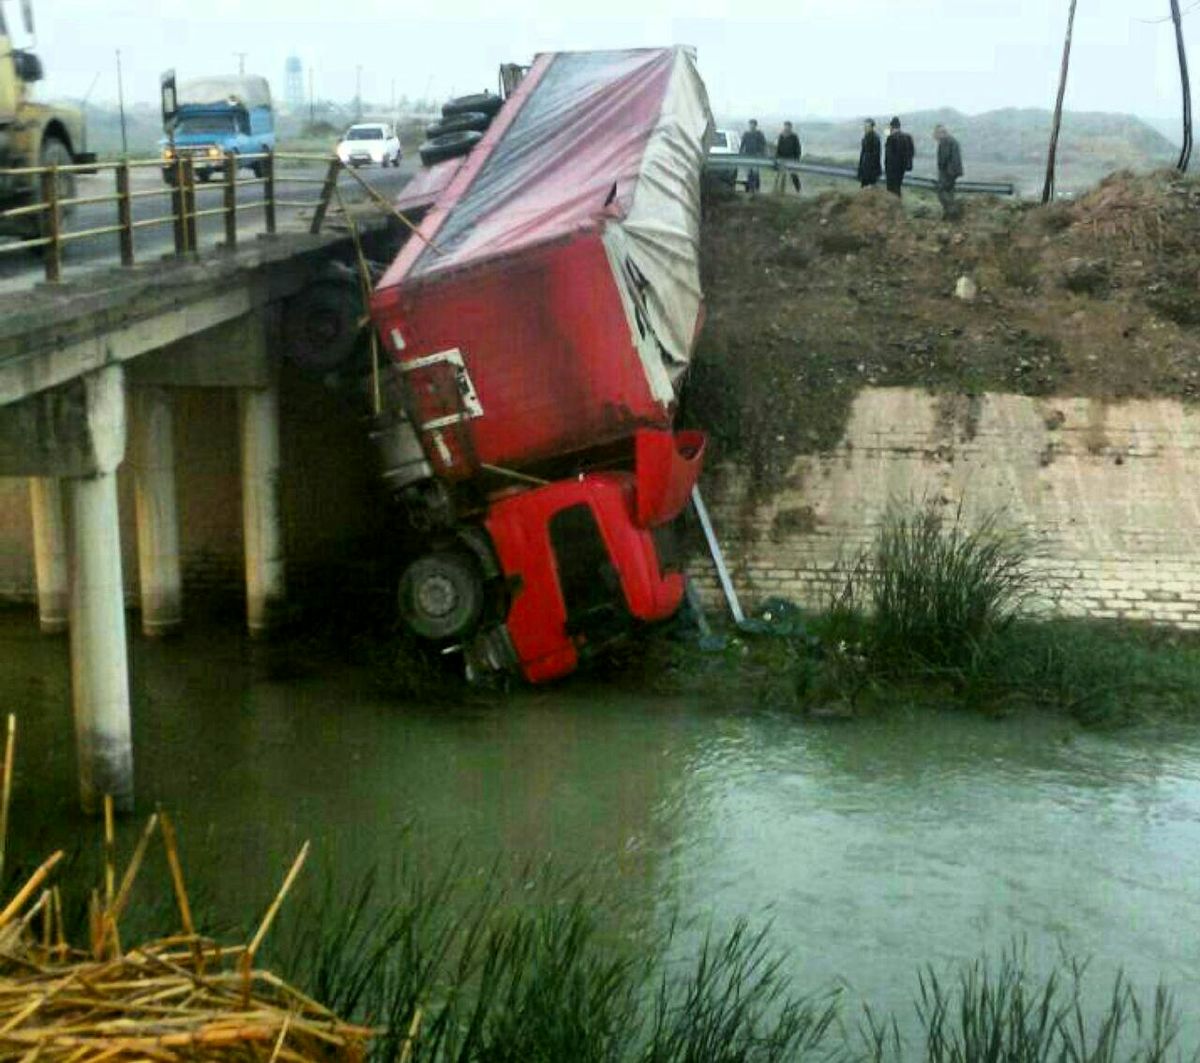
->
163;148;174;161
208;146;221;158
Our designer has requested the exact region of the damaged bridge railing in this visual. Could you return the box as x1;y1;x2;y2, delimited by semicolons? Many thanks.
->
0;152;352;283
705;155;1016;196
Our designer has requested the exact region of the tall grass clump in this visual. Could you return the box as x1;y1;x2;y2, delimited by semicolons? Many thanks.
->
272;862;838;1063
865;502;1038;679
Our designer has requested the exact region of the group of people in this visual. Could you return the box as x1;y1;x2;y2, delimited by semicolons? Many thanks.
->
738;118;801;195
856;117;963;218
736;115;964;219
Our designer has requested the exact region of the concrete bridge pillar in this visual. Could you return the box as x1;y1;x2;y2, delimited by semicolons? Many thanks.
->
66;367;134;814
239;381;286;636
131;387;183;637
28;477;68;634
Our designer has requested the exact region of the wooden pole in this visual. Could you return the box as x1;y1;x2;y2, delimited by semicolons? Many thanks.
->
1170;0;1193;172
116;160;134;266
1042;0;1078;204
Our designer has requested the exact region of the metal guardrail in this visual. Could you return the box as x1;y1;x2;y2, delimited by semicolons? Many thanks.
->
705;155;1016;197
0;151;347;283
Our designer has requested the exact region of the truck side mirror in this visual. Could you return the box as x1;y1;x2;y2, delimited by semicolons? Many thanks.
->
13;50;43;83
160;70;178;127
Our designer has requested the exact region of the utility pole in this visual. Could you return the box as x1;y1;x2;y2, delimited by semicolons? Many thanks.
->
308;67;315;126
115;49;128;156
355;65;363;120
234;52;247;76
1042;0;1077;204
1169;0;1193;171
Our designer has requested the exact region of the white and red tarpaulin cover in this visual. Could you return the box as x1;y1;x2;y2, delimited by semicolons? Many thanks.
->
376;46;712;388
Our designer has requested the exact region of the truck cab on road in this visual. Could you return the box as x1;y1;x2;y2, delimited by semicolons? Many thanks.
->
161;75;274;183
0;0;94;239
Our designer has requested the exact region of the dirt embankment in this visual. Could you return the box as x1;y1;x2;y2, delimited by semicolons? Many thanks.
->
680;170;1200;495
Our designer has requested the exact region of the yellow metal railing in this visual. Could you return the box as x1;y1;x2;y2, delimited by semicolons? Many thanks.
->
0;152;346;283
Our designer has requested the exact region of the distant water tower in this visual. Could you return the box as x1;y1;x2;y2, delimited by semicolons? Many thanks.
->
285;56;304;112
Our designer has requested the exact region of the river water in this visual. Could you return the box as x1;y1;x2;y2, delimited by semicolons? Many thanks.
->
3;610;1198;1033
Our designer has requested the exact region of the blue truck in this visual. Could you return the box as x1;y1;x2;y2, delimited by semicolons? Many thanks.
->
161;75;274;184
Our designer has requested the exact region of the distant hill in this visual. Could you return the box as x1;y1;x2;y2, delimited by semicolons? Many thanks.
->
714;108;1179;194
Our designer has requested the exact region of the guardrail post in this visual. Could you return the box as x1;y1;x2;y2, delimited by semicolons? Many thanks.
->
171;157;187;254
263;150;277;235
116;160;134;267
309;158;342;234
40;167;62;283
223;151;238;249
182;157;198;253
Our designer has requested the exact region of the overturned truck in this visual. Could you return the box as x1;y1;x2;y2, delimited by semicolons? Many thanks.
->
370;46;712;683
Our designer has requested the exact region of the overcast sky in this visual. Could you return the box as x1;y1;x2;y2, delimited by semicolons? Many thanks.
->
16;0;1199;124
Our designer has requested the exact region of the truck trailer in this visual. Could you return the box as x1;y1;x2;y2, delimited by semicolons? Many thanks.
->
369;46;713;683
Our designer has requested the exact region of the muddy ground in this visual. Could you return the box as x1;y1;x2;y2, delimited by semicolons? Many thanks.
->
680;170;1200;496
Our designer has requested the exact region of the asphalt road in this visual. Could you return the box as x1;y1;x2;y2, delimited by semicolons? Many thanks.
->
0;157;417;293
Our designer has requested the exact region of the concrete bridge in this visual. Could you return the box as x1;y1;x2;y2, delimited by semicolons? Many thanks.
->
0;222;394;815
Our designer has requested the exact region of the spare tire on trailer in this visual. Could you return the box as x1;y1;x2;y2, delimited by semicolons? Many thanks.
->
419;130;483;167
441;93;503;119
425;111;491;138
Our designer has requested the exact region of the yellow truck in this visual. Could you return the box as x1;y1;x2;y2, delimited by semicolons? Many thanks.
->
0;1;93;238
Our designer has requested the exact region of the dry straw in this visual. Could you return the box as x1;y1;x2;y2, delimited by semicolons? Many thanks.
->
0;714;374;1063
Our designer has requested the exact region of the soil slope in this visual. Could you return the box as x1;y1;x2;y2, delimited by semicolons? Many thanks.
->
681;170;1200;494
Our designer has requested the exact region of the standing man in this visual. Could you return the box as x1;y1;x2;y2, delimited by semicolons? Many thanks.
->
740;119;767;195
883;116;915;197
774;121;802;195
857;118;882;188
934;124;964;219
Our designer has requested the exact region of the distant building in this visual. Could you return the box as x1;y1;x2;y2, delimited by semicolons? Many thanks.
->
284;55;304;112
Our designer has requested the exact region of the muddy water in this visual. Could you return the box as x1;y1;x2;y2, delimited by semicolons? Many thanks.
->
3;610;1198;1030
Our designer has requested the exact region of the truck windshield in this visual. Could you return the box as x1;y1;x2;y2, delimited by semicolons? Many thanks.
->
176;114;237;135
346;127;383;140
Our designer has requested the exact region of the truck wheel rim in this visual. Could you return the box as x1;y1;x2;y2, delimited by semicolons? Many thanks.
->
417;574;458;618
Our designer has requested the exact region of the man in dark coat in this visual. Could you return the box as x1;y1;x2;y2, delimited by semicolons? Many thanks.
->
934;124;964;219
857;119;882;187
739;119;767;195
773;121;802;195
883;116;915;197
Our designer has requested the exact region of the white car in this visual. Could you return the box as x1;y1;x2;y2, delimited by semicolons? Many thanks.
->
708;129;738;156
336;123;402;167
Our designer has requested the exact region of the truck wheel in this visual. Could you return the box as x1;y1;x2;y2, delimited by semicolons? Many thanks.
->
281;275;361;373
442;93;503;119
399;551;485;641
39;138;76;225
425;111;490;138
419;131;482;167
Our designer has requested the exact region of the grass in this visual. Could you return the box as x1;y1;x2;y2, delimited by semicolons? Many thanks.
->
640;502;1200;725
265;863;1196;1063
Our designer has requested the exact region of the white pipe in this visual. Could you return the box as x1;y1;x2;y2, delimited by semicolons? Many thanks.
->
691;485;745;625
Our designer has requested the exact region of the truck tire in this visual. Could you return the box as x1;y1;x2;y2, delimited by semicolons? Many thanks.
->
425;111;490;138
399;551;485;641
282;274;362;373
442;93;503;119
419;131;482;167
